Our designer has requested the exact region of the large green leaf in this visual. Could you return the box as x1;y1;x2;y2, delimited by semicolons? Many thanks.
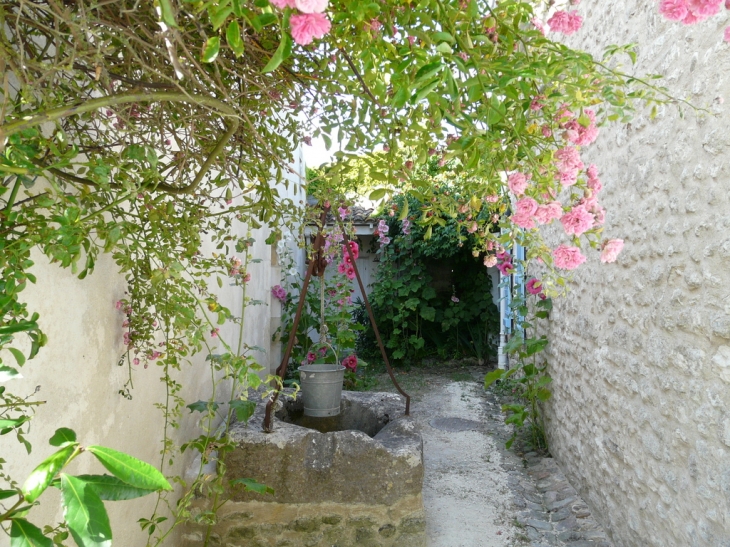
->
86;446;172;492
229;400;256;424
60;474;112;547
10;518;52;547
262;13;292;73
229;478;274;495
73;475;157;501
22;444;78;503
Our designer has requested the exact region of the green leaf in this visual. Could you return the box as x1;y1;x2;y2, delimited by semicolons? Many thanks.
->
0;365;21;382
432;31;455;43
368;188;387;201
8;348;25;367
49;428;77;447
86;446;172;492
435;42;453;54
22;444;78;503
227;21;244;57
210;6;232;29
229;478;274;495
157;0;177;27
0;489;18;500
72;475;157;501
262;13;292;73
60;474;112;547
10;518;52;547
186;400;219;413
229;400;256;424
201;36;220;63
419;306;436;322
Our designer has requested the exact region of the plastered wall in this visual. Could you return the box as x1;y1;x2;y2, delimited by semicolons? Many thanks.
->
543;5;730;547
0;150;305;546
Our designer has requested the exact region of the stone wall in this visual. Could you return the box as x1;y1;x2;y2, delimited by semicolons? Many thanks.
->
543;4;730;547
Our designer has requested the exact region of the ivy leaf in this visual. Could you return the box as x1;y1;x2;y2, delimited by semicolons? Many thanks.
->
86;446;172;492
22;444;78;503
229;400;256;424
201;36;220;63
60;474;112;547
49;428;77;447
10;518;52;547
72;475;157;501
229;478;274;495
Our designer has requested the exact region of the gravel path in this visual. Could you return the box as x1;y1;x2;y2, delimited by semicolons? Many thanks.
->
382;367;614;547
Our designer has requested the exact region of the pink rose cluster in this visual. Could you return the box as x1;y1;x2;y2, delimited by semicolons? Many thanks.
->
271;284;287;302
511;197;563;229
269;0;331;46
554;146;585;187
659;0;730;41
546;10;583;35
508;171;529;195
552;244;586;270
342;354;358;371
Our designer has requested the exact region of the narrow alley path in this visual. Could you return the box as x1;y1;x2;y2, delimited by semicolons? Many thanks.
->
380;367;614;547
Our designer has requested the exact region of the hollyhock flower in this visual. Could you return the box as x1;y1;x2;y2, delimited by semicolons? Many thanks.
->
484;255;498;267
496;250;510;260
401;219;411;235
337;262;347;275
343;241;360;260
659;0;689;20
526;278;543;295
342;354;358;371
344;265;356;280
307;351;316;363
508;172;529;195
211;328;220;338
497;261;515;275
534;202;563;224
270;0;296;7
547;10;583;35
553;244;586;270
451;296;460;303
243;273;251;283
377;219;389;233
271;285;288;302
601;239;624;263
561;205;595;236
290;13;331;45
338;206;349;220
295;0;328;13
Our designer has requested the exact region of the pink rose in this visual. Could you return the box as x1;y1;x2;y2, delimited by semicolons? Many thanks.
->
659;0;689;20
553;244;586;270
534;201;563;224
511;211;535;229
294;0;328;13
484;255;498;267
547;10;583;35
600;239;624;263
290;13;331;45
508;172;529;195
687;0;722;16
560;205;595;236
515;197;538;216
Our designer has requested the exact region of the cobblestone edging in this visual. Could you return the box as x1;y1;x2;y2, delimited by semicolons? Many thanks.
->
482;386;613;547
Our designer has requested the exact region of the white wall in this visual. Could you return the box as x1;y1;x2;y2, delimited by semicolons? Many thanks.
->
543;6;730;546
0;149;305;546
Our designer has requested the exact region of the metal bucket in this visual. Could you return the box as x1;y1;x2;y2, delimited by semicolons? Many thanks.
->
299;364;345;417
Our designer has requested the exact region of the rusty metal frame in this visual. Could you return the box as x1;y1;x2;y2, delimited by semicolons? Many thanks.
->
263;206;410;432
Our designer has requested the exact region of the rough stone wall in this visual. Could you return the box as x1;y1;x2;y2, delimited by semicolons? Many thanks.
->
543;4;730;547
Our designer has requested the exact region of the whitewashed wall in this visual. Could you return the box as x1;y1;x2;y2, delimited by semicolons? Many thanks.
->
0;149;305;546
544;5;730;547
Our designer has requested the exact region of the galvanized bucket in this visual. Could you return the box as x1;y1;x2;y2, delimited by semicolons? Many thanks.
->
299;363;345;417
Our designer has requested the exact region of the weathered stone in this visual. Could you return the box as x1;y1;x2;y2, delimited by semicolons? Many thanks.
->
321;515;343;525
225;391;423;506
355;527;375;541
398;517;426;534
226;526;256;539
347;517;376;528
378;524;396;538
303;532;323;546
289;518;320;533
525;519;552;531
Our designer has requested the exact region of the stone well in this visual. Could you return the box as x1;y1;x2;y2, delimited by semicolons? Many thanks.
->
181;391;425;547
